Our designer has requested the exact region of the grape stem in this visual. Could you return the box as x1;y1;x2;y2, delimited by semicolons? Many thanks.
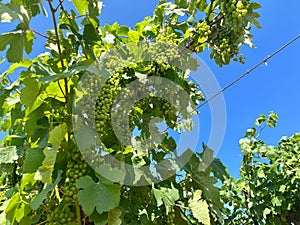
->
76;201;82;225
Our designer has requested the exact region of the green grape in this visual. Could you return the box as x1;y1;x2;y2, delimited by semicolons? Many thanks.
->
63;148;87;202
45;204;76;225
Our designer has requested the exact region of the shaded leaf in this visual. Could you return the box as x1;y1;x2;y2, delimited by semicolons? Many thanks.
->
77;176;121;216
23;148;44;173
30;171;62;210
20;77;40;108
0;30;33;62
34;124;67;183
108;209;122;225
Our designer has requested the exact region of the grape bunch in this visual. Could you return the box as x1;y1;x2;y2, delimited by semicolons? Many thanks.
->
64;150;87;202
220;0;249;24
148;28;181;66
193;21;211;53
46;205;76;225
94;72;122;137
209;0;250;65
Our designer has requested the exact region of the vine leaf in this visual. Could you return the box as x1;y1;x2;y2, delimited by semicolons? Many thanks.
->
0;146;18;164
76;176;121;216
48;123;67;149
188;190;210;225
30;171;62;210
0;30;34;63
95;164;125;183
70;0;89;15
153;184;179;207
0;3;30;27
5;193;21;222
0;3;19;22
245;12;261;28
89;212;108;225
34;123;67;183
210;158;230;182
108;209;122;225
34;146;57;183
20;77;40;108
23;148;44;173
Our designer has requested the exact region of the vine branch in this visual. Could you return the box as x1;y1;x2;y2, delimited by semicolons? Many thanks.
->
29;28;57;43
47;0;68;103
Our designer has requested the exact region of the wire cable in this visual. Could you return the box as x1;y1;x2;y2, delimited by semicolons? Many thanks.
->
162;33;300;134
197;34;300;109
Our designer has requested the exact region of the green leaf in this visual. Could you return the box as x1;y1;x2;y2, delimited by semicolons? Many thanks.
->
25;103;48;135
19;217;32;225
11;0;41;17
20;173;36;191
199;145;214;170
23;148;45;173
108;209;122;225
70;0;89;15
30;61;55;77
30;171;62;210
267;112;278;128
34;146;57;183
0;146;18;164
89;212;108;225
245;12;262;28
0;3;30;27
20;77;40;108
15;203;31;222
117;26;129;36
77;176;121;216
249;2;262;10
0;2;19;22
254;114;266;126
279;185;286;192
0;30;33;63
95;164;125;183
5;193;21;222
153;184;179;207
210;158;230;182
35;124;67;183
188;190;210;225
4;59;32;75
174;206;189;225
48;123;67;149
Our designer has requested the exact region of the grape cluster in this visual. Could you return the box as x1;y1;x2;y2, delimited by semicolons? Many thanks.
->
148;29;181;66
95;72;122;136
194;21;211;53
234;1;249;22
64;150;87;202
221;0;249;24
208;0;251;66
46;206;75;225
50;107;68;126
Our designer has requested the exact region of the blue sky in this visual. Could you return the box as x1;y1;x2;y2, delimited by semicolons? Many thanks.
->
1;0;300;177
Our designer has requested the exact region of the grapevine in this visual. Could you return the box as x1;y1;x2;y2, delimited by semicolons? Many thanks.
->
0;0;263;224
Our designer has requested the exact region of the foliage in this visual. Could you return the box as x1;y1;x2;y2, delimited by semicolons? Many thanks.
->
220;112;300;225
0;0;261;224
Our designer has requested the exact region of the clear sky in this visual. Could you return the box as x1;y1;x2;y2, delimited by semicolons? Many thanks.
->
1;0;300;177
